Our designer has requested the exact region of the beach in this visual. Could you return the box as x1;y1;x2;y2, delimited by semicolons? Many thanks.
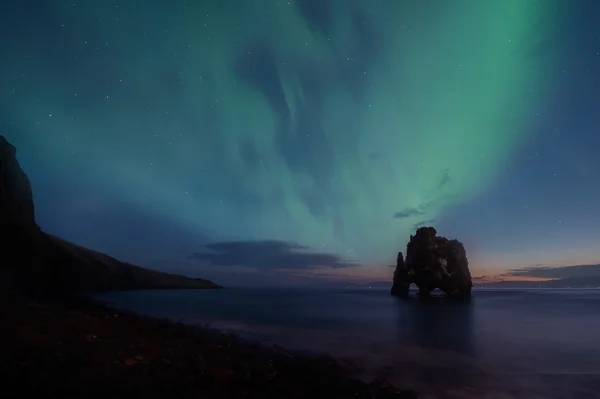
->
95;287;600;398
0;293;415;398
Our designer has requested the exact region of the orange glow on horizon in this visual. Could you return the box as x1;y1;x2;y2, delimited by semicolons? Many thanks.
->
303;263;567;284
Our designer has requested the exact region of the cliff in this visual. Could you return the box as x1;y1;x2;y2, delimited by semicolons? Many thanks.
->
0;135;220;296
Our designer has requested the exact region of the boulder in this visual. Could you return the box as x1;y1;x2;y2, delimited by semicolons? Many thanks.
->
391;227;472;298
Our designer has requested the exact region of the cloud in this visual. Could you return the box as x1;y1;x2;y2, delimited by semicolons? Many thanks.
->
393;199;442;221
507;264;600;279
189;240;357;271
507;266;552;275
393;208;425;219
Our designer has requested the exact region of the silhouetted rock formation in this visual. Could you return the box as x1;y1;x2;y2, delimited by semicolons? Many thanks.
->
0;135;220;296
391;227;472;298
390;252;410;296
0;136;47;293
0;136;35;228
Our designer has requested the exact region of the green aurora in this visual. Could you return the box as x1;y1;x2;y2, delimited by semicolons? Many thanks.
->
5;0;561;265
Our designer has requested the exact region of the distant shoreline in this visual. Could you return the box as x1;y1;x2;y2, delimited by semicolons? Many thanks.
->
474;286;600;290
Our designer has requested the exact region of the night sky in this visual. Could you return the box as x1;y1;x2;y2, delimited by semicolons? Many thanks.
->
2;0;599;286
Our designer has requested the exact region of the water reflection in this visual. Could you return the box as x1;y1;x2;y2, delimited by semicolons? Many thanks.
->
395;295;476;355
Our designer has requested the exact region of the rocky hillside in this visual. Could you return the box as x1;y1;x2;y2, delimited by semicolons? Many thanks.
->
0;135;220;296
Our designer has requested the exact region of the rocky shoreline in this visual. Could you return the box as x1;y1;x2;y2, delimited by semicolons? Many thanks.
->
0;125;419;398
0;293;417;398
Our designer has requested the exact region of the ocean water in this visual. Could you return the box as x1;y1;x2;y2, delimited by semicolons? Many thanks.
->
94;288;600;398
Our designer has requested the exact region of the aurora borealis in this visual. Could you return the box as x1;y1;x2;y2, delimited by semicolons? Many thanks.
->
2;0;600;285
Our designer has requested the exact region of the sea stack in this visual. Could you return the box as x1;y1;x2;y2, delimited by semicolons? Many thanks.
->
391;227;472;298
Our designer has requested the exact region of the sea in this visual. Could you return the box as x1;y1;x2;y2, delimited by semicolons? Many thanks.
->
93;288;600;398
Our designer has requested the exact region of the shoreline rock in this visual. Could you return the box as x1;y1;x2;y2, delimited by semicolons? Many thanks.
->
391;227;472;298
0;294;417;398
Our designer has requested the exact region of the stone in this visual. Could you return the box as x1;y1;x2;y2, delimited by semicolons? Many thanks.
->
391;226;472;298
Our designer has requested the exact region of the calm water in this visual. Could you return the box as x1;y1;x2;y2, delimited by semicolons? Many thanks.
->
94;288;600;398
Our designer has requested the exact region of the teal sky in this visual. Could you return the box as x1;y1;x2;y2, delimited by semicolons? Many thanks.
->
3;0;599;285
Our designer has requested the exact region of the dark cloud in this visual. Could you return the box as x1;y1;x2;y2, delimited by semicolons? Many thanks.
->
508;264;600;279
393;208;425;219
393;196;452;222
189;240;357;270
507;266;552;275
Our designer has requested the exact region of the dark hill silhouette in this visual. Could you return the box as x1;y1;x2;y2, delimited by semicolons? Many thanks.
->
0;135;220;296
